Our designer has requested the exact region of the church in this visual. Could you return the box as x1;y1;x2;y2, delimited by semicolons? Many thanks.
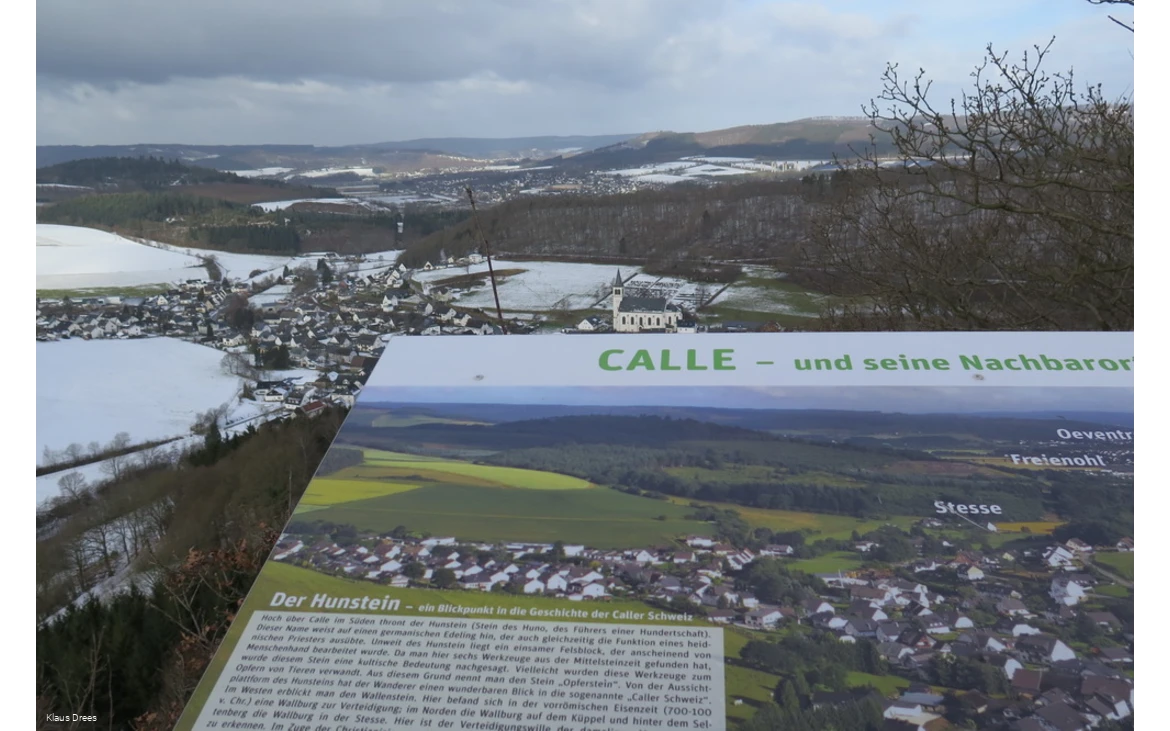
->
610;270;683;333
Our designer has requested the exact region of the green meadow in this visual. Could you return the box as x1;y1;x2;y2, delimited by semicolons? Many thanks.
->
298;446;714;546
351;448;593;490
789;551;865;574
299;478;422;506
665;496;917;541
1095;552;1134;580
307;483;713;548
846;671;911;695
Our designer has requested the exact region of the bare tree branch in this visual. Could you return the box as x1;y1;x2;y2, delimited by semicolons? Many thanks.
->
801;40;1132;331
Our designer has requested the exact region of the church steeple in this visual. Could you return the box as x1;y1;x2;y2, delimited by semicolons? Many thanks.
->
611;270;624;320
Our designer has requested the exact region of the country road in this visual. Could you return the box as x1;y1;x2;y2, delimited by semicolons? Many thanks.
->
1089;555;1133;588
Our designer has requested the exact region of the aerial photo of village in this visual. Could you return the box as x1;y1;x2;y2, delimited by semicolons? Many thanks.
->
248;384;1138;730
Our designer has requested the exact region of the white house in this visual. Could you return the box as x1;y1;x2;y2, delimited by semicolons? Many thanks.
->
988;655;1024;680
1018;634;1077;663
958;565;985;581
1002;623;1041;637
575;583;608;599
803;599;834;616
745;607;785;629
1044;545;1077;568
631;549;656;564
543;574;569;592
1050;576;1089;606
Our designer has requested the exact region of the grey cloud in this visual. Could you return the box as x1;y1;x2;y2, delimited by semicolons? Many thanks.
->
36;0;718;88
36;1;1132;145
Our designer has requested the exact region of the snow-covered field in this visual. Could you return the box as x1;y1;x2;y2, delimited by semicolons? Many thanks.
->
229;167;294;178
707;268;825;316
360;193;456;205
680;164;749;177
38;380;303;507
253;197;360;212
37;224;296;288
249;283;295;306
601;157;838;184
37;338;247;469
609;161;698;176
602;160;756;184
37;224;208;289
414;260;640;313
608;273;714;310
164;245;293;280
295;167;376;179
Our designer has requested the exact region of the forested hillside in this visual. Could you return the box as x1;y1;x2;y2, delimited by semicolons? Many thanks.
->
37;156;256;189
36;409;347;730
399;178;833;268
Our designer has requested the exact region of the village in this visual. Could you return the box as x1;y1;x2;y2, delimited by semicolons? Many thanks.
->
33;247;728;424
270;522;1134;731
32;252;548;418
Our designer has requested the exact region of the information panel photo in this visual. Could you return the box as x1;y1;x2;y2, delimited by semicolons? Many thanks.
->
175;332;1134;731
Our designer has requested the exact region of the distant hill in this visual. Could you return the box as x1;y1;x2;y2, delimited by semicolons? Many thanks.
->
36;156;335;208
366;134;639;159
36;134;640;171
356;403;1132;444
541;117;893;171
37;119;890;171
38;156;255;189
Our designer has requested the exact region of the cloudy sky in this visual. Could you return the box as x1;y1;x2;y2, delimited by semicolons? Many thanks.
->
37;0;1134;146
363;385;1133;416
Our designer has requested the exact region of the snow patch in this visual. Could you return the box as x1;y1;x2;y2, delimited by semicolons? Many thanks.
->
414;260;642;312
229;167;294;178
37;224;206;289
37;338;248;468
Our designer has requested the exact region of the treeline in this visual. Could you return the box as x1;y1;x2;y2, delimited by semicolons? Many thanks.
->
37;191;240;227
398;178;833;269
482;441;1048;520
316;445;365;476
736;558;824;605
349;415;777;453
36;409;347;729
738;633;888;731
36;156;255;189
192;223;301;252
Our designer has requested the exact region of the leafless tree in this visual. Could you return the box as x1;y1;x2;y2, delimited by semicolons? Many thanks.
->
110;432;132;451
64;442;85;463
290;265;319;295
136;444;167;470
100;454;129;483
220;351;259;379
57;472;89;501
1086;0;1134;32
801;40;1132;331
86;507;118;579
